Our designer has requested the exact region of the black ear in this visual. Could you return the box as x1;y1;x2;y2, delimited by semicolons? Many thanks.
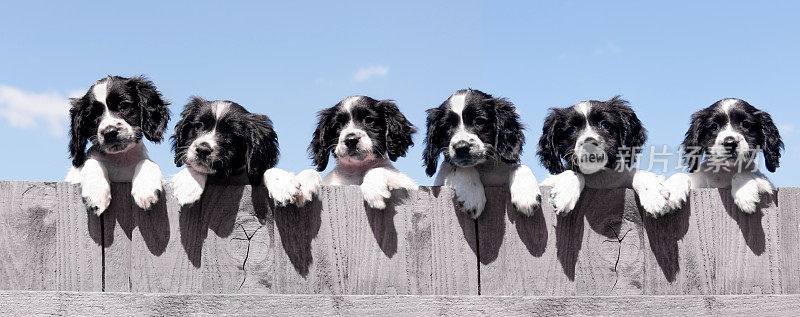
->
423;107;445;177
492;98;525;164
130;76;170;142
171;97;206;167
608;96;647;167
380;100;416;161
537;108;565;174
682;109;708;173
756;110;783;172
245;113;280;185
68;96;89;167
309;107;337;171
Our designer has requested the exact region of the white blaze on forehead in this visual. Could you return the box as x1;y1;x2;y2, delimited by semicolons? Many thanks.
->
575;101;591;117
719;98;738;113
448;93;467;115
341;96;363;112
92;81;109;107
212;101;230;120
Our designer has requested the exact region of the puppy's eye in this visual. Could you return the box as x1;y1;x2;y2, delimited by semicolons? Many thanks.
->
193;122;204;130
364;117;375;125
710;123;719;131
565;127;577;134
474;117;488;126
741;121;752;129
600;121;611;130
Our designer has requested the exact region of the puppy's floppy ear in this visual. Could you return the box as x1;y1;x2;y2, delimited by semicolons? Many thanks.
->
756;110;783;172
682;108;708;173
130;76;170;142
245;113;280;185
68;95;90;167
537;108;565;174
309;106;337;171
171;97;205;167
608;96;647;168
423;107;445;177
380;100;416;161
491;97;525;164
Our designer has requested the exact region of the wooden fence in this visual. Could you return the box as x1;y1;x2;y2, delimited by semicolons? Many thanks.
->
1;181;799;315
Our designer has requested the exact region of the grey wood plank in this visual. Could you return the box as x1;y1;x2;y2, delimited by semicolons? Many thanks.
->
779;188;800;293
0;181;101;291
1;291;800;316
478;187;644;296
643;188;782;294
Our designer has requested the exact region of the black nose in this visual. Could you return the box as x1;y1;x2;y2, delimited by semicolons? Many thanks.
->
723;136;738;152
195;142;212;157
101;127;119;141
344;134;359;149
453;142;471;158
583;137;599;146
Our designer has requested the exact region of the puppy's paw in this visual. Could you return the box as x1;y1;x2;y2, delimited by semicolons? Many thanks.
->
362;182;391;210
131;163;163;211
546;172;583;216
732;174;761;214
509;166;541;216
637;184;673;217
295;169;322;207
264;169;301;207
664;173;691;210
453;184;486;219
170;169;205;206
81;178;111;215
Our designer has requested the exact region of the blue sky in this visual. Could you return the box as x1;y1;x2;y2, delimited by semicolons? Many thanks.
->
1;1;798;186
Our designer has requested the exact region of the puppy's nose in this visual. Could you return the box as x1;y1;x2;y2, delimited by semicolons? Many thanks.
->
583;137;599;146
101;127;119;141
195;142;212;157
723;136;738;152
453;142;471;157
344;134;359;149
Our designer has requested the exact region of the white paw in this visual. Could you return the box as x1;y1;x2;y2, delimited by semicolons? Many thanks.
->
81;177;111;215
362;182;391;210
545;172;583;216
455;184;486;219
637;183;673;217
295;169;322;207
170;168;206;206
509;165;541;216
264;168;301;207
732;174;762;214
131;161;163;210
664;173;691;210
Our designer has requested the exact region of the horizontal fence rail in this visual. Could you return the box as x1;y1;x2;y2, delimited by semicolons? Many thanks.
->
0;181;798;296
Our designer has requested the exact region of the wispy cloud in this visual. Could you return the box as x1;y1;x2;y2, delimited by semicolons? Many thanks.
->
593;42;623;56
353;65;389;82
0;85;82;137
779;123;795;134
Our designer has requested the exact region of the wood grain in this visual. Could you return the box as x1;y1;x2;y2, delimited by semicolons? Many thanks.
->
1;291;799;316
0;181;101;291
642;188;782;294
477;187;645;296
779;188;800;293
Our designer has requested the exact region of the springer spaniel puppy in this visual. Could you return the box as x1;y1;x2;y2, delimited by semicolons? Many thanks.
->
682;98;783;213
307;95;417;209
538;96;690;217
65;76;170;215
423;89;541;219
170;97;317;207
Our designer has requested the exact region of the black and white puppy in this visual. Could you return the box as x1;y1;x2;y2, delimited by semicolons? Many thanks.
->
538;96;690;217
682;98;783;213
423;89;541;218
170;97;317;206
65;76;170;215
307;95;417;209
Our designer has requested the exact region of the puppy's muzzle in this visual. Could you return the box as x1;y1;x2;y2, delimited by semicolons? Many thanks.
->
722;136;739;157
343;133;360;150
100;126;120;143
194;142;213;159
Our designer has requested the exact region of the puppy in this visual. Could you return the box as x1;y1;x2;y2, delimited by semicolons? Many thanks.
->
170;97;316;207
307;95;417;209
423;89;541;219
682;98;783;213
537;96;690;217
65;76;170;215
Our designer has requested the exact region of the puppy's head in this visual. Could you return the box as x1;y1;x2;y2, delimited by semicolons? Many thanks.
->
682;98;783;173
172;97;279;185
423;89;524;176
309;96;415;171
68;76;170;167
537;96;646;174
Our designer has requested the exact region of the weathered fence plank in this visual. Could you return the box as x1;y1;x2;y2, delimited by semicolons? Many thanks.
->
477;188;645;296
1;291;799;316
779;188;800;293
102;184;478;295
0;181;101;291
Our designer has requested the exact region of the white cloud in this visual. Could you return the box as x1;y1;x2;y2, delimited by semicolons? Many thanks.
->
779;123;795;134
353;65;389;82
0;86;82;137
593;42;623;56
